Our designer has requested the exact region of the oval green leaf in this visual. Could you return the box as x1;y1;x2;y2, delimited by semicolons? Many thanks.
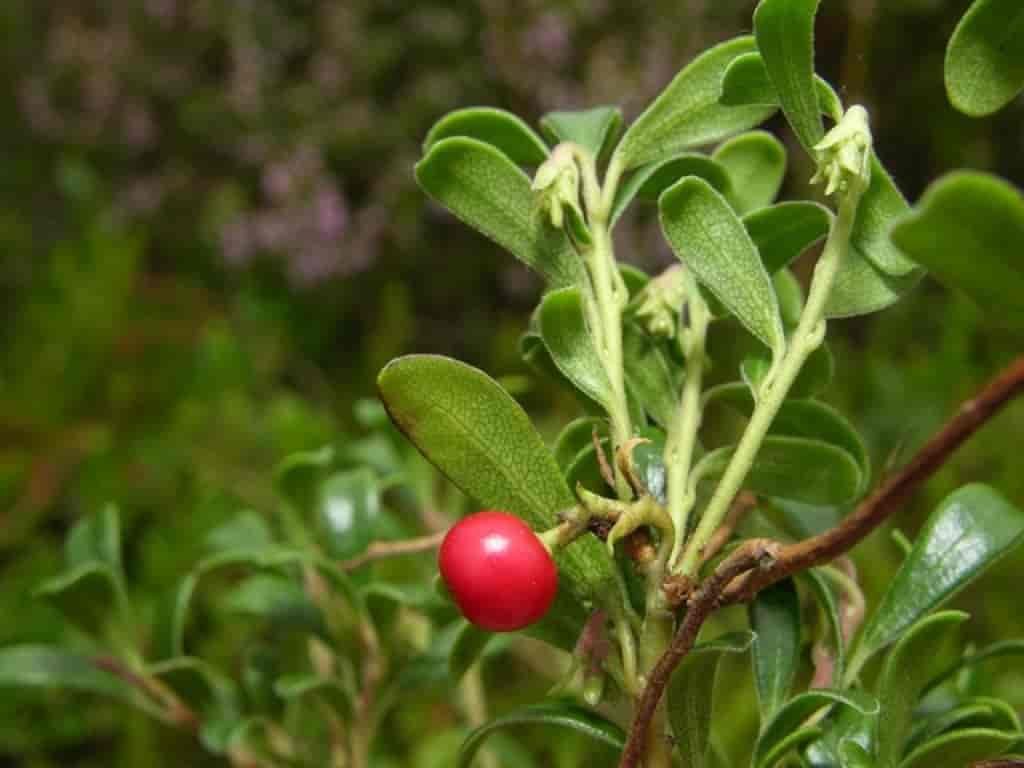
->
707;385;869;483
668;631;756;768
553;417;608;471
753;0;824;151
622;322;679;429
316;468;380;560
754;689;880;768
424;107;550;166
856;484;1024;666
415;137;584;288
825;252;923;319
457;702;625;768
377;355;616;607
612;154;733;224
614;37;776;170
851;154;919;277
539;287;614;411
774;268;804;327
891;171;1024;329
660;176;785;357
720;52;843;124
713;131;787;214
539;106;623;162
695;435;862;506
945;0;1024;117
0;645;153;711
750;580;801;721
900;728;1020;768
744;202;832;274
874;611;969;768
450;622;495;684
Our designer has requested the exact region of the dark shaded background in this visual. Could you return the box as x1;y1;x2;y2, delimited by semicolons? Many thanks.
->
1;1;1023;765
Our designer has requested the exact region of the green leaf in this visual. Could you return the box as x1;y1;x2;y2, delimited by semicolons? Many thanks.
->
424;107;550;166
272;673;350;715
614;37;776;170
856;485;1024;666
415;137;584;288
622;323;678;429
316;468;379;560
744;202;832;274
753;0;823;151
221;574;326;637
457;702;625;768
875;611;969;768
660;177;785;357
791;342;835;398
634;426;669;505
377;355;616;607
773;269;804;327
750;580;801;721
926;639;1024;695
945;0;1024;117
205;513;276;553
450;622;494;684
824;248;923;319
668;632;756;768
171;547;361;657
720;52;843;124
754;689;879;768
565;438;614;498
553;418;607;471
713;131;787;214
620;264;651;297
0;645;153;710
611;154;732;224
891;171;1024;329
707;385;869;483
35;504;130;633
274;445;335;514
853;154;919;277
149;656;242;752
539;106;622;162
899;728;1020;768
539;287;614;411
804;569;846;685
906;699;1020;755
695;434;863;506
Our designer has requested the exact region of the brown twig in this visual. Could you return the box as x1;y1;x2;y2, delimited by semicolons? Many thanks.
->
618;540;781;768
339;532;446;572
720;355;1024;605
701;491;758;565
594;427;617;490
971;762;1024;768
92;655;200;731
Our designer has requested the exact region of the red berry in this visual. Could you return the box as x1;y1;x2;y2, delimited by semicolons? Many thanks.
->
439;511;558;632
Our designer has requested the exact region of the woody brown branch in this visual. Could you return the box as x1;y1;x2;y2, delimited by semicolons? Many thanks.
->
719;355;1024;605
628;356;1024;766
618;539;781;768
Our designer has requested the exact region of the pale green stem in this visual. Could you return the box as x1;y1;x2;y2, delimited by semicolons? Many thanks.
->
461;664;500;768
615;612;641;696
666;291;710;567
575;150;633;500
677;190;862;577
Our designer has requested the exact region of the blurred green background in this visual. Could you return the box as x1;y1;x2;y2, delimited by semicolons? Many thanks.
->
1;0;1022;765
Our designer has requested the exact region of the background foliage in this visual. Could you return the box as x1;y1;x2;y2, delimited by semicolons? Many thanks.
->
1;0;1022;765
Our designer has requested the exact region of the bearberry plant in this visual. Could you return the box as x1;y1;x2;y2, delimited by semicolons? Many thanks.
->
3;1;1024;767
376;0;1024;766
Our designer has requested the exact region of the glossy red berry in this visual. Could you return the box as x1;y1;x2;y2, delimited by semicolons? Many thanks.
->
438;511;558;632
